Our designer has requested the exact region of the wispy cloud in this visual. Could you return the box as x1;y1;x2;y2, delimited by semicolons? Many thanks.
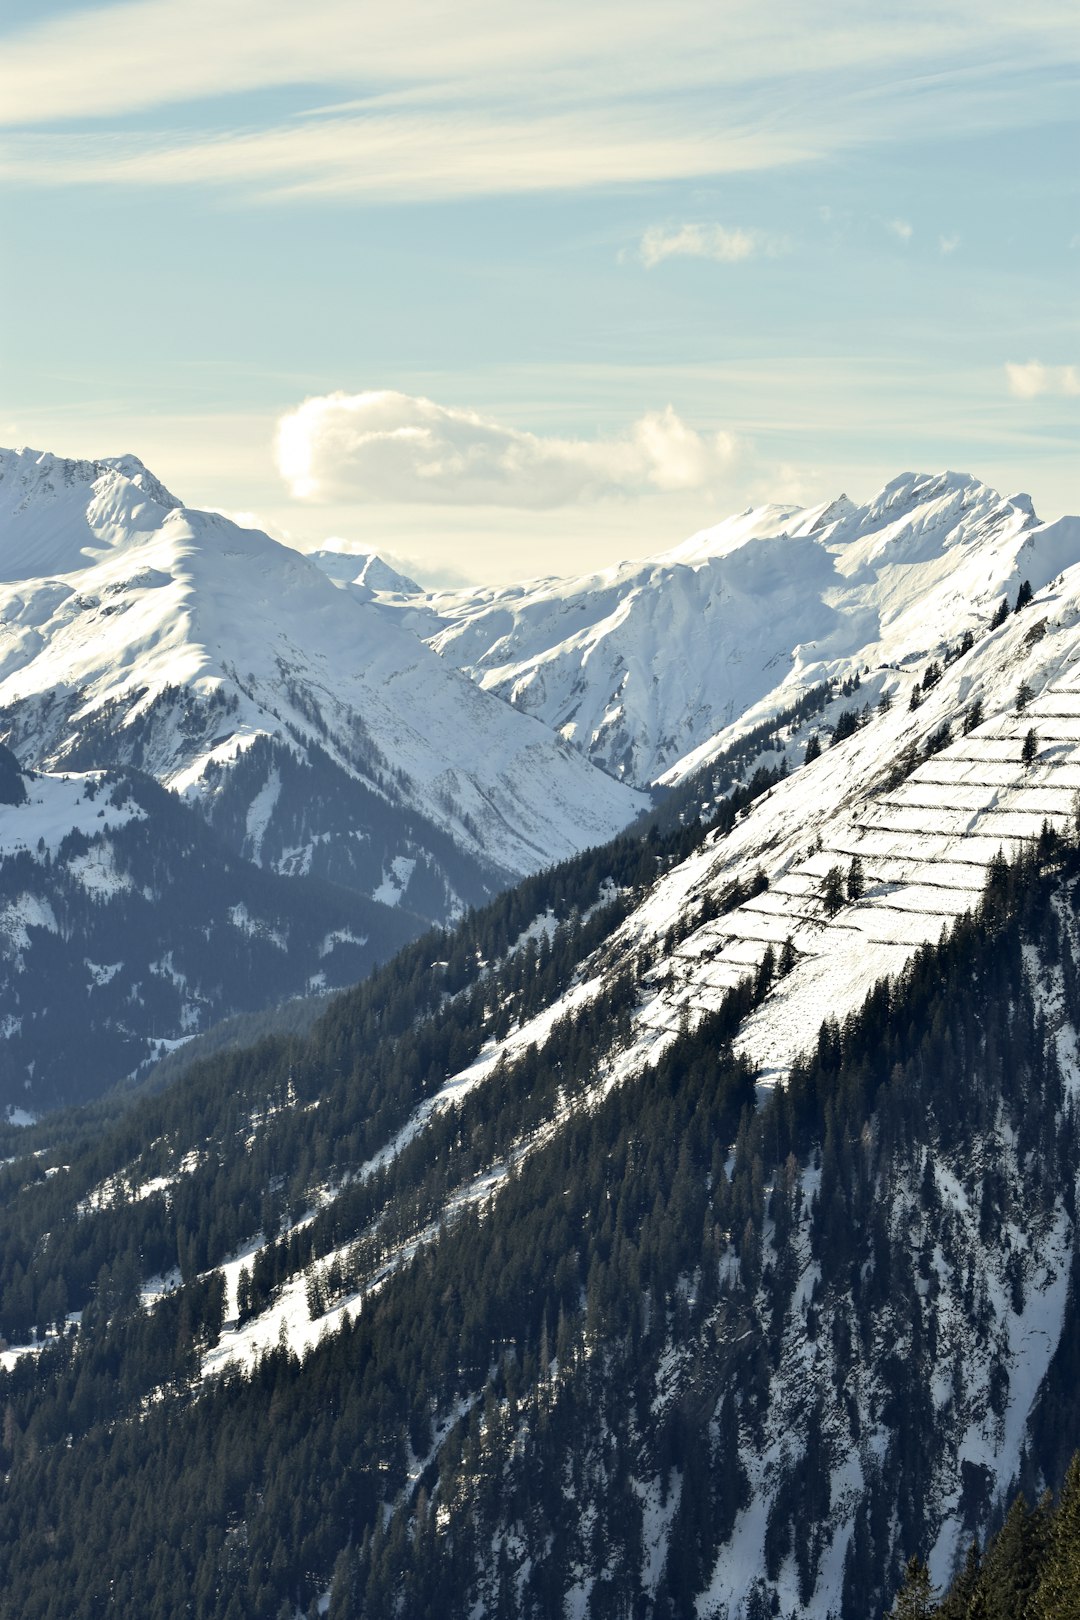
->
1005;361;1080;399
0;114;812;203
888;218;914;243
939;233;960;254
276;390;741;508
1;2;1079;200
639;223;790;268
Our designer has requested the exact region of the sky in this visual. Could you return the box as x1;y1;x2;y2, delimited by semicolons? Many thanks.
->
0;0;1077;584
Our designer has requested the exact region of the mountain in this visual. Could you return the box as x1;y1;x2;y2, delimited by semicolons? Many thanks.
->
396;472;1072;787
0;448;646;1103
0;448;646;911
0;760;422;1113
3;465;1080;1619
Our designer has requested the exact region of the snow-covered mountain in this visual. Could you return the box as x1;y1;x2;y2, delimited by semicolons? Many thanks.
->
4;463;1080;1619
0;449;645;913
0;760;422;1112
391;472;1072;787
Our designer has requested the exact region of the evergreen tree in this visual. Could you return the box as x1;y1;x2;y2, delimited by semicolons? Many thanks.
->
1022;729;1039;769
888;1555;938;1620
1034;1456;1080;1619
821;865;846;916
1015;579;1034;613
847;854;866;903
980;1491;1049;1620
1016;682;1034;715
805;733;822;764
832;708;861;746
937;1539;981;1620
991;596;1010;629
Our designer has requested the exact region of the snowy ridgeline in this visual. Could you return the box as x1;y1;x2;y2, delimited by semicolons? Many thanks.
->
0;445;645;891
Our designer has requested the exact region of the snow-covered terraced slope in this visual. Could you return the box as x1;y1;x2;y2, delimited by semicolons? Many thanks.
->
388;472;1072;789
565;551;1080;1085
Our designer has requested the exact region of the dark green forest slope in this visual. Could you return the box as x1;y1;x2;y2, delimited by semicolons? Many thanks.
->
1;796;1079;1617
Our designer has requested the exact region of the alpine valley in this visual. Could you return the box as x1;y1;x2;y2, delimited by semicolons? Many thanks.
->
4;450;1080;1619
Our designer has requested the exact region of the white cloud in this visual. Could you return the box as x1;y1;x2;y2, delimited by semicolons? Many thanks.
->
939;233;960;254
276;391;741;508
0;114;810;203
1;2;1079;199
1005;361;1080;399
888;218;914;242
639;223;789;268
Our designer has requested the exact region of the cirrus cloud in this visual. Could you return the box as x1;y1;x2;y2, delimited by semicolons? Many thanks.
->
1005;361;1080;399
277;391;741;508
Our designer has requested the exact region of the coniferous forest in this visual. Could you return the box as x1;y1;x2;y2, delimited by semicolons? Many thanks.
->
2;743;1080;1617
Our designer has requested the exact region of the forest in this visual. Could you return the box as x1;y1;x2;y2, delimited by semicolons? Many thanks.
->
0;742;1077;1615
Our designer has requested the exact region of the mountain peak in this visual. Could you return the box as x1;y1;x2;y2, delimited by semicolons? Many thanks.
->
0;446;179;511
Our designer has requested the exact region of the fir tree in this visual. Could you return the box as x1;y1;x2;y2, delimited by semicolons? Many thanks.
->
804;733;822;764
821;865;846;916
888;1555;938;1620
937;1539;980;1620
847;854;866;903
1034;1456;1080;1619
1022;729;1038;770
1014;579;1034;613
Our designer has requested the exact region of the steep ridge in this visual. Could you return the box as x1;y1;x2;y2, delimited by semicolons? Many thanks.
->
395;473;1064;789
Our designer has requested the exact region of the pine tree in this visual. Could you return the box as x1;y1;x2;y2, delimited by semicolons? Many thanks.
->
888;1555;938;1619
1014;579;1034;613
1034;1456;1080;1619
991;596;1010;629
804;733;822;764
981;1491;1049;1620
1022;729;1038;770
937;1539;981;1620
847;854;865;903
1016;682;1034;715
821;866;846;917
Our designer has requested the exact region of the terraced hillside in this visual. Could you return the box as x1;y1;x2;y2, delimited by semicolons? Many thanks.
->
603;561;1080;1081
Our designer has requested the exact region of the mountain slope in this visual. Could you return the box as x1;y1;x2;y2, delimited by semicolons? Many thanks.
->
2;464;1080;1617
0;448;646;914
0;777;1077;1620
0;762;422;1112
400;472;1070;788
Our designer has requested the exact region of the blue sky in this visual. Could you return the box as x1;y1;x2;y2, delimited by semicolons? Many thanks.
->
1;1;1077;582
